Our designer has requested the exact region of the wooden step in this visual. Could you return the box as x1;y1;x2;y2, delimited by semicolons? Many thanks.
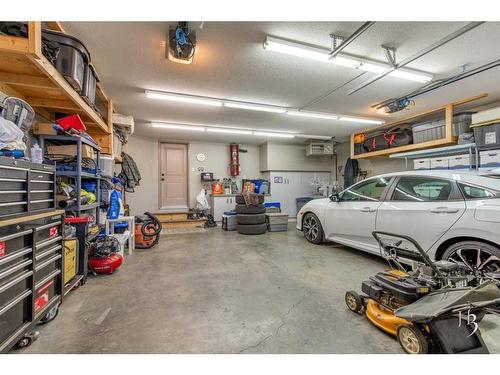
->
155;212;189;222
161;218;206;230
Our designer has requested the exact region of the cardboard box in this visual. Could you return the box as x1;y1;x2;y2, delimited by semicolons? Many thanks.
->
63;239;78;284
33;123;57;135
47;144;95;159
413;158;430;170
449;154;476;170
113;133;123;156
480;150;500;168
430;157;450;170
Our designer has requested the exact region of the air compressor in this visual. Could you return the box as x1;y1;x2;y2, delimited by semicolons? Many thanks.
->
134;212;162;249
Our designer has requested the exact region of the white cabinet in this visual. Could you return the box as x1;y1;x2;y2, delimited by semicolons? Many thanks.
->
210;195;237;222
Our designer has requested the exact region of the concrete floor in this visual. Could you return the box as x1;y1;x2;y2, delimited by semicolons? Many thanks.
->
21;224;500;354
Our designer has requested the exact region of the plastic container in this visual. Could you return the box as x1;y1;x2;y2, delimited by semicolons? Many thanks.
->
296;197;314;213
266;213;288;226
99;154;114;177
472;122;500;150
264;202;281;209
42;29;91;92
82;63;98;106
412;119;446;143
30;143;43;163
81;180;97;193
268;223;288;232
56;114;87;132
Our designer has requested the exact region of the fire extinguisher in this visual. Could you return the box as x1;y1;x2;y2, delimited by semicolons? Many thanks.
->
229;143;239;176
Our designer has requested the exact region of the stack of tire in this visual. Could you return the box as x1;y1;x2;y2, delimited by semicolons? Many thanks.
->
235;194;267;235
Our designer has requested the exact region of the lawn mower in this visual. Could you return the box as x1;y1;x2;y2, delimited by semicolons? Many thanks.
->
345;231;500;354
134;212;162;249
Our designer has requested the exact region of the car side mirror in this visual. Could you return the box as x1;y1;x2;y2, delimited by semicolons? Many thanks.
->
330;193;340;202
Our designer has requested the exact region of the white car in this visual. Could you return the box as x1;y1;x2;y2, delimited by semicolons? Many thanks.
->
296;170;500;273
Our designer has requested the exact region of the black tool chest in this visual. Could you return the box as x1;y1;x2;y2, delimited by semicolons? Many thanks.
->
0;157;56;219
0;209;65;353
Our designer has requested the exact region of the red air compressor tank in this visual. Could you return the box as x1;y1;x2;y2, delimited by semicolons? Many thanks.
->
229;144;239;176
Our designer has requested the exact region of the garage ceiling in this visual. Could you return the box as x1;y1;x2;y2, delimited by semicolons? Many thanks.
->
63;21;500;144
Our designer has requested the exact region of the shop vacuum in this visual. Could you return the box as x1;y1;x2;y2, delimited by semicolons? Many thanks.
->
134;212;162;249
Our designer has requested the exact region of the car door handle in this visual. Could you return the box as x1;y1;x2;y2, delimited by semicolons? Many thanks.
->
360;207;376;213
430;207;460;214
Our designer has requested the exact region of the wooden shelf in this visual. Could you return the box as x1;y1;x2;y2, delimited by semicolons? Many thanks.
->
350;94;488;160
0;22;111;136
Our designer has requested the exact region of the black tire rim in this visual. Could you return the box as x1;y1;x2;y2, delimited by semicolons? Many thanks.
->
446;246;500;276
303;215;319;242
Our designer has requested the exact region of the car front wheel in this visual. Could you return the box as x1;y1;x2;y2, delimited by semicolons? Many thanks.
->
442;240;500;278
302;213;323;244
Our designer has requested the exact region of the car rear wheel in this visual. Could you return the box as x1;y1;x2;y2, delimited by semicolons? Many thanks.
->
442;241;500;277
302;213;323;244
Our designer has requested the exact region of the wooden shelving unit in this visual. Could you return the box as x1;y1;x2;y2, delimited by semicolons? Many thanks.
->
350;94;488;160
0;21;113;152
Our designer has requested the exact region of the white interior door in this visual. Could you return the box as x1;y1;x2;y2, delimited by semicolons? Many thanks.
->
160;143;188;210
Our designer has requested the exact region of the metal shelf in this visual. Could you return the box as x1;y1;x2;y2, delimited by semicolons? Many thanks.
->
57;171;100;179
39;135;101;151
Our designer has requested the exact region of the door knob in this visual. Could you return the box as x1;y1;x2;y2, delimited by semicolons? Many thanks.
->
360;207;376;213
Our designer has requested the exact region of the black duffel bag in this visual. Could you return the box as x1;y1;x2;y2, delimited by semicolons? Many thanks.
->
362;125;413;152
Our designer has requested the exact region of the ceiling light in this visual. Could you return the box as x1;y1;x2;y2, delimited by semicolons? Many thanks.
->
253;131;295;138
338;116;384;125
151;122;206;131
263;35;433;83
223;102;286;113
206;128;253;135
295;134;333;140
287;110;340;120
145;90;223;107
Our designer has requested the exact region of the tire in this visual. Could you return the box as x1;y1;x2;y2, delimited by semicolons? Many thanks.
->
237;213;266;225
397;324;429;354
442;241;500;275
235;195;264;205
345;291;363;313
235;204;265;215
302;213;323;244
16;337;32;348
237;223;267;235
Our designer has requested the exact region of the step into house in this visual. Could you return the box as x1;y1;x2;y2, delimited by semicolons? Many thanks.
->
154;211;207;230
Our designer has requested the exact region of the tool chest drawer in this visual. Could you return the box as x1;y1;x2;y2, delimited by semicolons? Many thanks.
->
0;289;31;344
34;273;59;317
0;157;56;219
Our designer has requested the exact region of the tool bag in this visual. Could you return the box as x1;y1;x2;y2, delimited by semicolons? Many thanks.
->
362;125;413;152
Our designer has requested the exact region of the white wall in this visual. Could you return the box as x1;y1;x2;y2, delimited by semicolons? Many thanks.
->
126;136;262;214
260;142;334;173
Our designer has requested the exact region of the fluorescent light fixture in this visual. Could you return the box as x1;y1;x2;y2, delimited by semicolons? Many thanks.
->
287;109;340;121
151;122;206;131
253;131;295;138
223;102;286;113
145;90;223;107
263;35;433;83
206;127;253;135
338;116;384;125
295;134;333;140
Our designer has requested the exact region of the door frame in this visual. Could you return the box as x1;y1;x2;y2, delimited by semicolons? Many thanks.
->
158;142;189;211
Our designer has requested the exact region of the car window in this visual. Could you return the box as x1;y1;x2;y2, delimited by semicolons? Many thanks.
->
341;177;392;202
392;176;453;202
459;183;497;199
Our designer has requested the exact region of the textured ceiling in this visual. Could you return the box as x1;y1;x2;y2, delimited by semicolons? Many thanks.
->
63;21;500;144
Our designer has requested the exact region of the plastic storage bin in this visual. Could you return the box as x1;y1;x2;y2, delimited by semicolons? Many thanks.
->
99;155;114;177
42;29;91;93
266;213;289;232
430;157;450;170
82;63;98;106
472;123;500;150
479;150;500;169
448;154;476;170
412;119;446;143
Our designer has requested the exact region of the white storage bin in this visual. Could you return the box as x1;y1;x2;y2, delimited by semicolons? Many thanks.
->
430;157;449;170
99;154;114;177
480;150;500;168
413;158;430;170
448;154;476;170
